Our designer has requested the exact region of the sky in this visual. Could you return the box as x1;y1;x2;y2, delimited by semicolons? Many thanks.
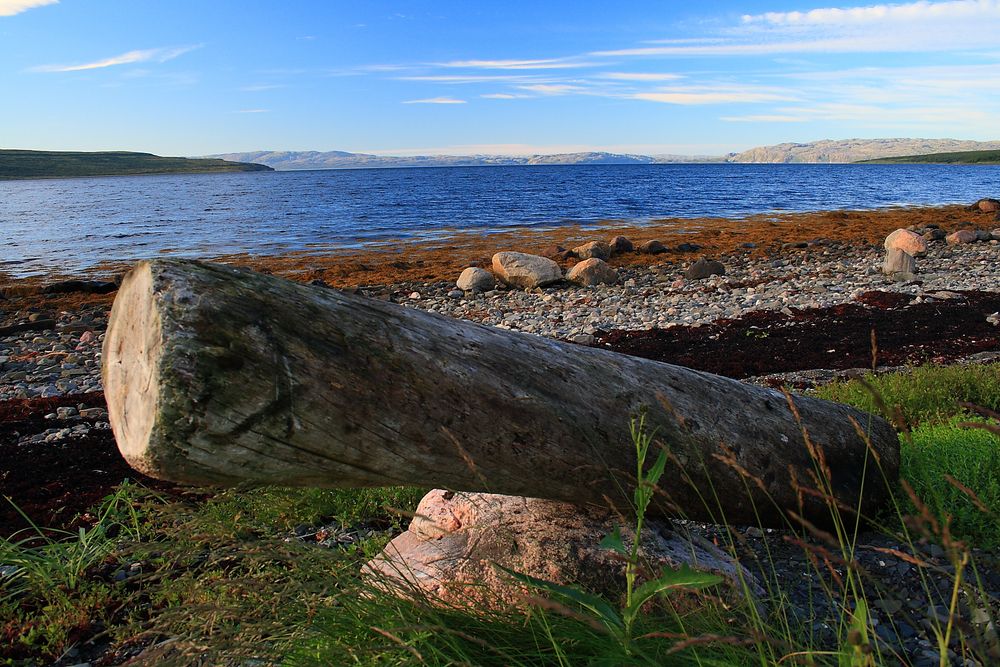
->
1;0;999;157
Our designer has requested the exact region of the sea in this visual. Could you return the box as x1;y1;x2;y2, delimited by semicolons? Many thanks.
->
2;163;999;277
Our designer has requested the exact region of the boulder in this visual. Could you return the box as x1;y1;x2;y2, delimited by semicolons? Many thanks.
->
638;240;667;255
684;258;726;280
491;252;562;288
364;490;760;610
975;230;993;242
456;267;495;292
922;228;947;242
540;245;573;261
882;248;916;277
608;235;634;254
992;229;1000;241
884;229;928;257
946;230;978;245
974;198;1000;213
567;258;618;286
675;242;702;253
571;241;612;261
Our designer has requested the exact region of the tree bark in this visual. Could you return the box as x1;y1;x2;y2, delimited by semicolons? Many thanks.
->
103;259;899;527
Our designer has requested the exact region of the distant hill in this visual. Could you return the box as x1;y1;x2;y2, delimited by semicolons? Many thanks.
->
213;140;1000;170
725;138;1000;164
0;150;273;180
207;149;705;170
856;149;1000;165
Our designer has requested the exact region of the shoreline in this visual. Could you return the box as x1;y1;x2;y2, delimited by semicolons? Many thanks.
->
2;203;995;294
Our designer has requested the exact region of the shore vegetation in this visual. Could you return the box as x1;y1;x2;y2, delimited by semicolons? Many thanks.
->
2;363;998;665
0;149;272;181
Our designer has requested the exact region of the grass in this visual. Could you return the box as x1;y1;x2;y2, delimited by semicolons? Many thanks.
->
2;364;999;665
813;362;1000;425
0;149;273;180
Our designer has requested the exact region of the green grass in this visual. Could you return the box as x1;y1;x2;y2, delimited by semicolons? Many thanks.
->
813;364;1000;547
3;363;1000;665
0;149;273;180
900;418;1000;548
856;149;1000;164
813;363;1000;426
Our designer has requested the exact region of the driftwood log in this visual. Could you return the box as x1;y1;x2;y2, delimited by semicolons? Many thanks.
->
103;259;899;527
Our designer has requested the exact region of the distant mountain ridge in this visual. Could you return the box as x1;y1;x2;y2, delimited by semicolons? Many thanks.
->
209;139;1000;170
726;138;1000;163
207;150;719;170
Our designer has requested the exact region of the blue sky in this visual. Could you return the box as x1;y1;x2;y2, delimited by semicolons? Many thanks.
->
2;0;999;156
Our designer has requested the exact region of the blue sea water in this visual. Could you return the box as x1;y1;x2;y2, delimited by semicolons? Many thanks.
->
1;163;998;277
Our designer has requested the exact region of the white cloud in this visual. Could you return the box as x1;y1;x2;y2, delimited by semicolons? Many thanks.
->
398;74;541;84
32;45;200;72
635;90;791;104
480;93;531;99
402;97;466;104
742;0;1000;26
598;72;683;81
517;83;581;95
593;0;1000;56
438;58;592;70
0;0;56;17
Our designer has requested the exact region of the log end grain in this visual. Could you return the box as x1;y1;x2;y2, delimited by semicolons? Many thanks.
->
102;262;163;477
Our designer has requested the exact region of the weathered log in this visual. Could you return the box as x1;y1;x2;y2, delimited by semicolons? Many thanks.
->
103;259;899;527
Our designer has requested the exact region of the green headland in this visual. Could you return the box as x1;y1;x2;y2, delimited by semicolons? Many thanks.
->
857;149;1000;164
0;149;273;180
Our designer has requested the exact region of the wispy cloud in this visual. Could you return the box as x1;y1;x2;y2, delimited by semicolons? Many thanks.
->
742;0;1000;26
598;72;683;81
0;0;56;17
398;74;541;84
517;83;581;95
593;0;1000;56
481;93;532;99
437;58;593;70
32;45;200;72
636;91;790;105
402;96;466;104
635;85;794;105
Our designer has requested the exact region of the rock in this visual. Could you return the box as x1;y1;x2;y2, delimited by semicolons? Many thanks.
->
675;242;701;253
540;245;573;261
448;290;464;299
492;252;563;288
922;228;947;242
456;267;495;292
684;259;726;280
608;235;634;254
946;229;978;245
364;490;760;610
571;241;612;261
883;248;916;276
567;258;618;286
975;230;993;242
973;197;1000;213
41;280;118;295
884;229;928;257
55;406;77;419
992;229;1000;241
638;240;667;255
